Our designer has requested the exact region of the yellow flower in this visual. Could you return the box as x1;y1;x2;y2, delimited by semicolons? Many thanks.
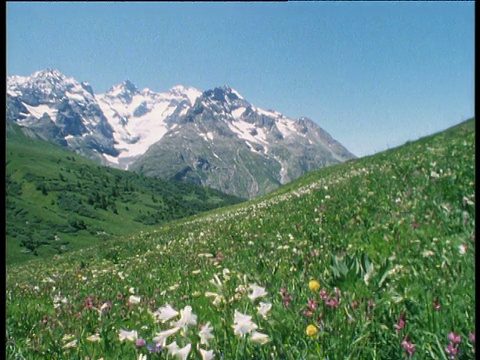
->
306;324;318;337
308;280;320;292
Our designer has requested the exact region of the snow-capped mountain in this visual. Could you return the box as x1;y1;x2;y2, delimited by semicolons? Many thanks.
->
7;69;356;199
7;69;118;161
96;81;202;168
130;85;355;198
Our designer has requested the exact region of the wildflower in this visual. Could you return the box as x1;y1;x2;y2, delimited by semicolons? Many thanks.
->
308;280;321;292
198;322;214;346
166;341;191;360
445;342;459;359
319;288;328;300
394;312;406;333
171;305;197;331
119;329;138;342
138;354;147;360
248;284;268;301
232;310;258;337
307;298;318;310
129;295;141;304
448;332;462;344
199;348;215;360
86;334;101;342
325;298;339;308
147;343;162;354
257;302;272;319
401;337;415;356
166;341;180;356
458;244;468;255
136;338;147;347
153;327;180;346
250;331;270;344
174;343;192;360
280;286;293;307
432;298;442;311
62;339;78;349
306;324;318;337
469;332;475;343
422;250;435;257
155;304;179;323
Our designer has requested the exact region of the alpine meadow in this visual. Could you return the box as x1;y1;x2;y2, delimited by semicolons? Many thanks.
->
5;118;475;359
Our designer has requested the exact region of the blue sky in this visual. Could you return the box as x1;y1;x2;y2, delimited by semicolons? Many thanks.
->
7;1;474;157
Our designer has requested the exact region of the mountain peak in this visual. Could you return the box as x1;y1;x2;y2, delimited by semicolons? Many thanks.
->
105;80;139;100
33;68;66;79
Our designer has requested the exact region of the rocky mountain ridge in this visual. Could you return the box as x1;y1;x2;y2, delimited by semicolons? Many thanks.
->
7;69;356;198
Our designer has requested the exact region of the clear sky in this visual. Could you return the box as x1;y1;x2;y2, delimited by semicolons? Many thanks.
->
7;1;475;157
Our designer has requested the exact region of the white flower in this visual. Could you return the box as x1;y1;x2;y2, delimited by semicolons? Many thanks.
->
138;354;147;360
62;339;78;349
129;295;141;304
198;322;214;346
256;302;272;319
247;284;268;301
174;343;191;360
232;310;258;337
250;331;270;345
129;287;135;294
171;305;197;330
86;333;101;342
422;250;435;257
166;341;179;356
155;304;179;323
199;348;215;360
118;329;138;342
152;327;180;346
459;244;468;255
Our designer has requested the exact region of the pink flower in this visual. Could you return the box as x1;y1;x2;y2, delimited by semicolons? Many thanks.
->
307;298;318;310
401;337;415;356
325;298;339;308
445;342;459;359
319;289;328;300
448;332;462;344
394;312;406;333
469;332;475;343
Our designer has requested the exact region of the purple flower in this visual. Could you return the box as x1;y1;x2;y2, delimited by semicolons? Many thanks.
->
307;298;318;310
147;343;162;354
394;312;406;333
401;337;416;356
469;332;475;343
445;342;459;359
319;289;328;300
448;332;462;344
325;298;339;308
136;338;146;347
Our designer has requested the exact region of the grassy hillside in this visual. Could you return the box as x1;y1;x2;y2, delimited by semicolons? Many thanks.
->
6;118;475;359
6;123;244;265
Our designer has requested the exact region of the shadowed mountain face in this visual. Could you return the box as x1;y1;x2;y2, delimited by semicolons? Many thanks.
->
7;70;356;199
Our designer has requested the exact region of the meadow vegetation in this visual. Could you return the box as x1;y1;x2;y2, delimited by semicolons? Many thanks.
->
6;118;475;359
6;123;243;265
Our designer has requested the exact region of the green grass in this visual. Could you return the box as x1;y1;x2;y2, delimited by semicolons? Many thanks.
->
6;123;244;265
6;118;475;359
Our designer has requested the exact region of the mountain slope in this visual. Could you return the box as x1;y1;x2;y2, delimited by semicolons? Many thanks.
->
6;122;244;265
7;70;356;199
6;118;474;359
131;85;355;198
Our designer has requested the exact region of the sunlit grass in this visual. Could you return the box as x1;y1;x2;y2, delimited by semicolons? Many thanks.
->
6;119;475;359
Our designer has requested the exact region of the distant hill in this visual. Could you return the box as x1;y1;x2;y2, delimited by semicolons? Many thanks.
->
6;122;244;265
